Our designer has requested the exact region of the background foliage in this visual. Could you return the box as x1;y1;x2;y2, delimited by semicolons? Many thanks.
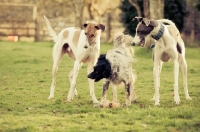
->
120;0;187;35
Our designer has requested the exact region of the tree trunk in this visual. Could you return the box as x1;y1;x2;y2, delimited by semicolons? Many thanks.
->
128;0;142;17
149;0;164;19
72;0;85;27
143;0;150;18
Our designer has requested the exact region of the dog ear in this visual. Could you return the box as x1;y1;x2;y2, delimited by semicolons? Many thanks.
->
142;18;151;26
133;16;143;22
95;24;105;31
149;20;159;27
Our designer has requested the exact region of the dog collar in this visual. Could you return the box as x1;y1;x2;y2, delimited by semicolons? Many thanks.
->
151;23;165;40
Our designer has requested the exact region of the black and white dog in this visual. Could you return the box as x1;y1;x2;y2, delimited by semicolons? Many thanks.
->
88;32;137;106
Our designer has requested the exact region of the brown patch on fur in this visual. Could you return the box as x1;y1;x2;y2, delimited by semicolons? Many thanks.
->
72;30;81;47
176;43;182;54
84;23;99;45
161;52;170;62
63;30;69;39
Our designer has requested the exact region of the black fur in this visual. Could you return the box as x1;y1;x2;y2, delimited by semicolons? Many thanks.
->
88;54;111;82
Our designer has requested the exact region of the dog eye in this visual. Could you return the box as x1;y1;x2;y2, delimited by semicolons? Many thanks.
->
85;33;87;35
91;34;94;37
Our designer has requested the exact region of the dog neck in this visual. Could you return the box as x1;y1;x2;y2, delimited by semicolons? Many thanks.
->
151;23;165;40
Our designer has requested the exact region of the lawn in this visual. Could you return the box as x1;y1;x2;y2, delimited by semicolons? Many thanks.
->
0;41;200;132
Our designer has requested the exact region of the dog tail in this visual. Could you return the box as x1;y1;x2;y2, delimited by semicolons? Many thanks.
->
113;31;136;62
44;15;57;42
157;19;175;26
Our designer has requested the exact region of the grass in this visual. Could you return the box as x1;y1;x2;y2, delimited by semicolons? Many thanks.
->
0;41;200;132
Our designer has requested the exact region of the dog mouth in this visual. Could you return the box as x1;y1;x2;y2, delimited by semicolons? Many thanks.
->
140;38;145;47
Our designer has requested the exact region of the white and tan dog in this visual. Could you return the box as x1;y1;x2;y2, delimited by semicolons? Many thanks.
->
132;17;191;105
44;16;105;103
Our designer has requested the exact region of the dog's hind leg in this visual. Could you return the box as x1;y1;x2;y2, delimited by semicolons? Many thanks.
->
130;81;137;103
112;85;118;102
179;55;192;100
48;50;64;99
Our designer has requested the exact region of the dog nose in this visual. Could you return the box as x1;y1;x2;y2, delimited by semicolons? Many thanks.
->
84;45;88;48
132;42;136;46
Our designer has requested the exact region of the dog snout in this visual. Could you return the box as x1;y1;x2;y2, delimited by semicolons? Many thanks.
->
84;45;88;48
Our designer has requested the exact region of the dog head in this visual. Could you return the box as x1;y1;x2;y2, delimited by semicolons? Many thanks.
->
82;22;105;47
132;17;159;47
88;54;111;82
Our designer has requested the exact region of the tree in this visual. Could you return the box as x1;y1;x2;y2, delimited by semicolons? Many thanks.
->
164;0;187;32
72;0;85;27
119;0;143;36
149;0;164;19
120;0;187;35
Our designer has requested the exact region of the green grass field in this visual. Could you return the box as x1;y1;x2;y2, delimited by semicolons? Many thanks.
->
0;41;200;132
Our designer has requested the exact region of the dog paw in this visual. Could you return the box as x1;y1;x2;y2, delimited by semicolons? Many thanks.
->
154;100;160;106
48;96;54;99
93;103;101;108
174;95;180;105
186;96;192;100
150;95;155;101
92;99;99;104
174;101;180;105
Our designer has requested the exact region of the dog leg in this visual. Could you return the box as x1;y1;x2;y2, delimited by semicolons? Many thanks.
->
125;83;131;106
112;85;118;102
180;56;192;100
67;61;80;102
48;51;64;99
173;60;180;105
102;81;110;102
68;63;83;97
153;60;160;105
130;81;137;103
87;63;99;103
151;60;162;102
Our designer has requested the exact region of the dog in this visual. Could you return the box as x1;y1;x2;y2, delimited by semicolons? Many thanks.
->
88;32;137;107
44;16;105;103
132;17;191;105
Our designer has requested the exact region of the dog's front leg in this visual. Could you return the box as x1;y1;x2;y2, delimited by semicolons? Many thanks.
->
67;61;80;102
87;63;99;103
125;83;131;106
102;81;110;102
174;60;180;105
68;63;83;97
153;60;160;105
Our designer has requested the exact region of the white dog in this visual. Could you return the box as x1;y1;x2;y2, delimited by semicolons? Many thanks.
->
132;17;191;105
44;16;105;103
88;32;137;106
